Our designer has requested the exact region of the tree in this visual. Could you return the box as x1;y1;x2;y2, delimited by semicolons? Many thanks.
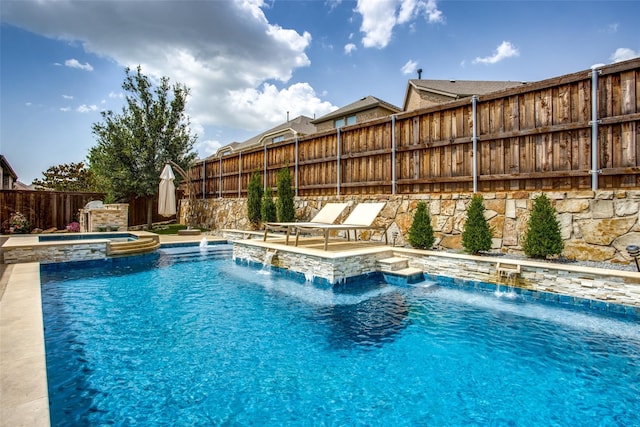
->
247;171;263;229
261;187;277;223
32;162;98;192
408;201;435;249
522;193;564;259
276;166;295;222
88;66;197;228
462;194;493;255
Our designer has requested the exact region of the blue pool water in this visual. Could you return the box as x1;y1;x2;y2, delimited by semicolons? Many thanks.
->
41;246;640;426
39;232;136;242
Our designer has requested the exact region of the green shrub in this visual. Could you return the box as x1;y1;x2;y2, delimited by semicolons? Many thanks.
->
522;193;564;259
261;187;277;223
247;171;263;229
461;194;493;254
408;201;435;249
276;166;295;222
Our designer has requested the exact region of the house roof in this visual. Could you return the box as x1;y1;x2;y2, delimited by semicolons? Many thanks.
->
0;154;18;180
210;115;316;158
404;79;527;109
311;96;402;124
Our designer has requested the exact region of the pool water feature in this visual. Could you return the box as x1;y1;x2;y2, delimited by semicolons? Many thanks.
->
41;247;640;426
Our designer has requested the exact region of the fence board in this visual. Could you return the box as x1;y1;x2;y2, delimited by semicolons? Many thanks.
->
187;59;640;198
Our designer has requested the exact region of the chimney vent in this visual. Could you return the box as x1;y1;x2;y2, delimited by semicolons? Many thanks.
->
417;68;423;79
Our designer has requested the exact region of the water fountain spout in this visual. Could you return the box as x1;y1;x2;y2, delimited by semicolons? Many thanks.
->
496;262;520;298
199;237;208;248
260;249;277;274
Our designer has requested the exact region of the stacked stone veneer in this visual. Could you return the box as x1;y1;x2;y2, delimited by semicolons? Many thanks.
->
79;204;129;232
232;240;640;313
187;190;640;265
233;242;394;284
3;242;107;264
396;249;640;310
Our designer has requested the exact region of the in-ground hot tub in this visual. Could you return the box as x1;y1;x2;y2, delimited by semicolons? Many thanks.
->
2;231;158;264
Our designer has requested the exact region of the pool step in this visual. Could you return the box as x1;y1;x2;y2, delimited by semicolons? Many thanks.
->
108;238;160;256
377;256;409;272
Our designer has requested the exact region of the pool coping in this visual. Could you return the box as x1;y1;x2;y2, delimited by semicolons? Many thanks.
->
0;262;49;427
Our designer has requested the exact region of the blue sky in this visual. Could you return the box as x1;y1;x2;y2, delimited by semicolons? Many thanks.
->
1;0;638;184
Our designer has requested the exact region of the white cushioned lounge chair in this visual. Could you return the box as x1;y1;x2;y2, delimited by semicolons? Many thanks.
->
293;202;388;250
263;202;349;245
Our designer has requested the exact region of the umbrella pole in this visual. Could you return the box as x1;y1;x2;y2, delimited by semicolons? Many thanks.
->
166;161;195;229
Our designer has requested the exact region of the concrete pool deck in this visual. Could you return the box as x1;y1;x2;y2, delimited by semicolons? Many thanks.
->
2;232;639;426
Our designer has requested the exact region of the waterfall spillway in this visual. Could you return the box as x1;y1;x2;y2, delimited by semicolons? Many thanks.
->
199;237;208;248
260;250;277;274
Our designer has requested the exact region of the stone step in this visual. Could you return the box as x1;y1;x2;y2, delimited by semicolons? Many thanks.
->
108;238;160;256
381;267;425;285
377;256;409;272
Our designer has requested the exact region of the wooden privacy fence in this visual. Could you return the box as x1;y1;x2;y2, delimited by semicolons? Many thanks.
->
0;191;181;232
191;58;640;198
1;190;104;232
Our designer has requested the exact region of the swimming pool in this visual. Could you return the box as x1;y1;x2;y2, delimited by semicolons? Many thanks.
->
41;246;640;426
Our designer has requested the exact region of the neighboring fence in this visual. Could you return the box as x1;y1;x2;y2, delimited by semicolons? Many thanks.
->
127;192;183;227
189;58;640;198
0;191;184;233
1;190;104;232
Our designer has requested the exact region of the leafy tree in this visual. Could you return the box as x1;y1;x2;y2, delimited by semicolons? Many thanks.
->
462;194;493;255
32;162;98;192
247;171;263;229
261;187;277;223
522;193;564;259
276;166;295;222
88;66;197;228
408;201;435;249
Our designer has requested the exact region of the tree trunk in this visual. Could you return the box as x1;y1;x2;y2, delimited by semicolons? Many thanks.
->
146;196;153;230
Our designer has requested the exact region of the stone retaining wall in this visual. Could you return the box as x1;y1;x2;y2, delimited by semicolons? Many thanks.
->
186;190;640;265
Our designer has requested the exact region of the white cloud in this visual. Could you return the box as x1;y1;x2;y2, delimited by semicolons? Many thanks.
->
60;107;71;112
62;94;74;100
1;0;317;144
108;91;123;99
473;41;519;65
226;82;336;131
64;58;93;71
610;47;640;63
344;43;357;55
356;0;443;49
195;139;224;159
401;59;418;75
77;104;98;113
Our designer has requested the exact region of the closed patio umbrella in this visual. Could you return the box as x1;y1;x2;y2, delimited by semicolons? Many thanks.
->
158;164;176;217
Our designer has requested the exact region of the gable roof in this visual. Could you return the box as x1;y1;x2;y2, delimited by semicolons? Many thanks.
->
404;79;527;110
0;155;18;180
210;115;316;158
311;96;402;124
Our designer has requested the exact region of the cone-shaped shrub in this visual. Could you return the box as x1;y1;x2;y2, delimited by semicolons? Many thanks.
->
276;166;295;222
408;201;435;249
462;194;493;254
261;187;277;223
247;171;263;229
522;193;564;259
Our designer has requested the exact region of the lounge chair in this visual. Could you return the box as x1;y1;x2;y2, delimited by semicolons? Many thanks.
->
263;202;349;245
293;202;388;250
